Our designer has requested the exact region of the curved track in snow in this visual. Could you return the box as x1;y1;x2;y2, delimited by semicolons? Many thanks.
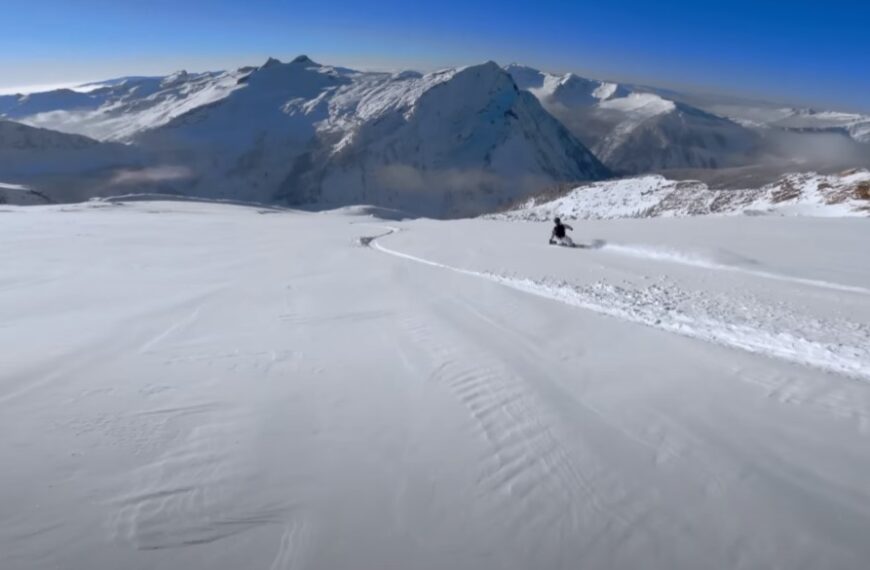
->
601;242;870;296
366;227;870;382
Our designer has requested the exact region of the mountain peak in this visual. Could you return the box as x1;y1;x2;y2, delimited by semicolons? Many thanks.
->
455;60;508;80
503;63;546;90
258;55;320;71
557;72;597;88
161;70;190;87
504;63;539;72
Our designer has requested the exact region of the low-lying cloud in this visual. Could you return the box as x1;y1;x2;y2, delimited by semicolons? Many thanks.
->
764;130;870;170
367;163;557;217
110;165;193;185
374;164;552;195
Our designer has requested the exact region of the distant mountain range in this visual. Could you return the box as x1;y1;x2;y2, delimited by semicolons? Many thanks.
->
1;56;868;216
504;64;870;174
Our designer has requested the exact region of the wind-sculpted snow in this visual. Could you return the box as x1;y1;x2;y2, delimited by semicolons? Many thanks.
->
490;170;870;220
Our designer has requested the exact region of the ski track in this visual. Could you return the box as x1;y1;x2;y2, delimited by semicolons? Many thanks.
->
268;520;309;570
368;228;870;382
139;304;204;354
602;243;870;296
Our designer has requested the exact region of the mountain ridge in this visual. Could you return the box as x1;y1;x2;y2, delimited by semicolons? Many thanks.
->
2;55;868;216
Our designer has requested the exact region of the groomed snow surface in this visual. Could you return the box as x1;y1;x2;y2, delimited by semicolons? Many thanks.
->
2;201;870;569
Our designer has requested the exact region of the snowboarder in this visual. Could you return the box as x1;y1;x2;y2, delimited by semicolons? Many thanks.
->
549;217;575;247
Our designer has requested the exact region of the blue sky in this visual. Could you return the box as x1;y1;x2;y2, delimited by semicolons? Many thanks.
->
2;0;868;111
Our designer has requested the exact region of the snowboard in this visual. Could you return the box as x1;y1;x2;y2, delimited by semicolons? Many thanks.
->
549;240;580;249
549;239;605;249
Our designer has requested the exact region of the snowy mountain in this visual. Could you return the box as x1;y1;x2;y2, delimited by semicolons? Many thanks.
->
0;57;609;216
0;119;138;177
0;119;146;202
4;56;869;216
677;97;870;145
764;108;870;143
0;181;50;205
0;70;247;141
628;93;870;174
505;64;760;174
135;58;609;216
489;169;870;220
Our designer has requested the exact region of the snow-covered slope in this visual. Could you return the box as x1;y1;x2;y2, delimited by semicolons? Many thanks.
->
137;58;609;216
505;64;759;174
693;100;870;145
0;119;148;202
0;181;50;205
0;70;248;141
508;66;629;106
490;169;870;220
3;200;870;569
767;108;870;143
494;65;867;174
0;119;139;177
0;89;100;118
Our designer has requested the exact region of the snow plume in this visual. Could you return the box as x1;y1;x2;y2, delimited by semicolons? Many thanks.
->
110;165;193;185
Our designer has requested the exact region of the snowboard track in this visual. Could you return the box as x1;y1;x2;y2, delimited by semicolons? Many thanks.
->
602;243;870;296
362;227;870;382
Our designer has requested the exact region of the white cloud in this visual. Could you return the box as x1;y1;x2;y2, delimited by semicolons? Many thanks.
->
110;166;194;185
0;82;94;96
